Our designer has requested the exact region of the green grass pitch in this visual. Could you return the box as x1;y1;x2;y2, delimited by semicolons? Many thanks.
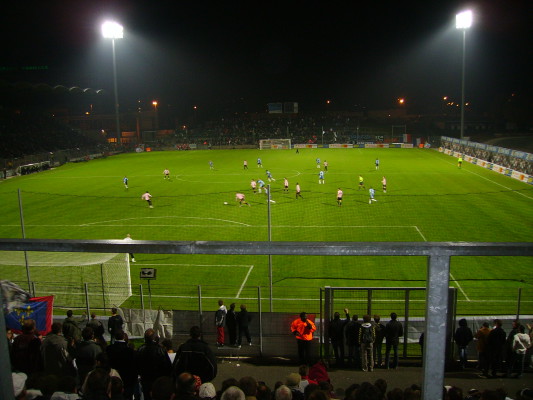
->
0;148;532;315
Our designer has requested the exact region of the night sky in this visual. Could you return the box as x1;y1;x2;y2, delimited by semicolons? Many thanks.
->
1;0;532;114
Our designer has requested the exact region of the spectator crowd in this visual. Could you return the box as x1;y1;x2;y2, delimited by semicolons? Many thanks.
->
5;306;533;400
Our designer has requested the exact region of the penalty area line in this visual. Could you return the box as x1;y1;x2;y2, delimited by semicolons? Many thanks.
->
236;265;254;299
414;225;471;302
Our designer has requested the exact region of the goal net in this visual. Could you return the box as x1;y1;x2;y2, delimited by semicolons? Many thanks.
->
0;251;132;309
259;139;291;150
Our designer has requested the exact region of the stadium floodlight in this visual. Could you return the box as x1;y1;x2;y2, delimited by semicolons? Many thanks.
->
456;10;472;140
102;21;123;145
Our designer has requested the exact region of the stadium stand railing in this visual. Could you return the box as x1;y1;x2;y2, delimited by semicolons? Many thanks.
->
0;238;531;400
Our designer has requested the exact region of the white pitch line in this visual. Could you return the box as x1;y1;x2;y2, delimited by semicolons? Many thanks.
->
236;265;254;299
46;291;533;303
414;226;427;242
0;224;434;229
136;263;252;268
415;224;470;301
80;216;252;227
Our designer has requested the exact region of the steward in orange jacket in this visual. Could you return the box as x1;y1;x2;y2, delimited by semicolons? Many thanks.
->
291;312;316;364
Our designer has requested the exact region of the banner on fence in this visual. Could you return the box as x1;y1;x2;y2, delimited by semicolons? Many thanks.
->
5;296;54;335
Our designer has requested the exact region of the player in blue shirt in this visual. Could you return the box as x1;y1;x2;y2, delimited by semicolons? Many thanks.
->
257;179;265;193
209;160;214;170
316;158;321;168
375;158;380;170
369;187;378;204
266;170;276;182
257;158;263;168
123;176;128;189
319;170;325;184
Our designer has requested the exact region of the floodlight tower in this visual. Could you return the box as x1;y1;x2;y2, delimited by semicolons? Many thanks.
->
456;10;473;140
102;21;123;144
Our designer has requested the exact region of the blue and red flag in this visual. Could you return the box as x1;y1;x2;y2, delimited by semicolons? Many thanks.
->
5;296;54;335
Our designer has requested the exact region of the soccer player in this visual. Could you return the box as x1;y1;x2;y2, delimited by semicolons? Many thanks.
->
358;175;366;190
124;234;135;262
324;160;328;171
257;158;263;168
209;160;214;170
337;188;343;206
375;158;380;170
123;176;128;189
458;156;463;169
296;182;303;199
369;187;378;204
236;193;250;207
382;176;387;193
266;170;275;182
251;179;257;193
142;191;153;208
243;160;248;170
316;158;321;168
257;179;265;194
284;177;289;192
163;169;170;179
319;170;325;184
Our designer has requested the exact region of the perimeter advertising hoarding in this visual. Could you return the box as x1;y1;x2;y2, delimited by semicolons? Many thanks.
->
440;147;531;184
511;170;530;183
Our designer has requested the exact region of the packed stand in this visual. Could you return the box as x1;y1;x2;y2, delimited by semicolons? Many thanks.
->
6;308;533;400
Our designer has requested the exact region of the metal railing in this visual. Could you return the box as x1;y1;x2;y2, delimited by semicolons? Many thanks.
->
0;239;532;400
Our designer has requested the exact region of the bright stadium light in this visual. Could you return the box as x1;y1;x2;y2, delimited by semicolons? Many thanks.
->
102;21;123;39
456;10;473;139
102;21;123;144
456;10;473;29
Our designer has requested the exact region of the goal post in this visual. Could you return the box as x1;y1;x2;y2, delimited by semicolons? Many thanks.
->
0;251;132;308
259;139;291;150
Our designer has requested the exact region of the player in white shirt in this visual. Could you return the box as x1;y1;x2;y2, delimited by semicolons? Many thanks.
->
296;183;303;199
319;170;325;184
337;188;343;206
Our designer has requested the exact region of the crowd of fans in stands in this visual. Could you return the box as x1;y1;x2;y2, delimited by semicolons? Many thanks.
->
441;141;533;175
0;112;108;159
5;307;533;400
